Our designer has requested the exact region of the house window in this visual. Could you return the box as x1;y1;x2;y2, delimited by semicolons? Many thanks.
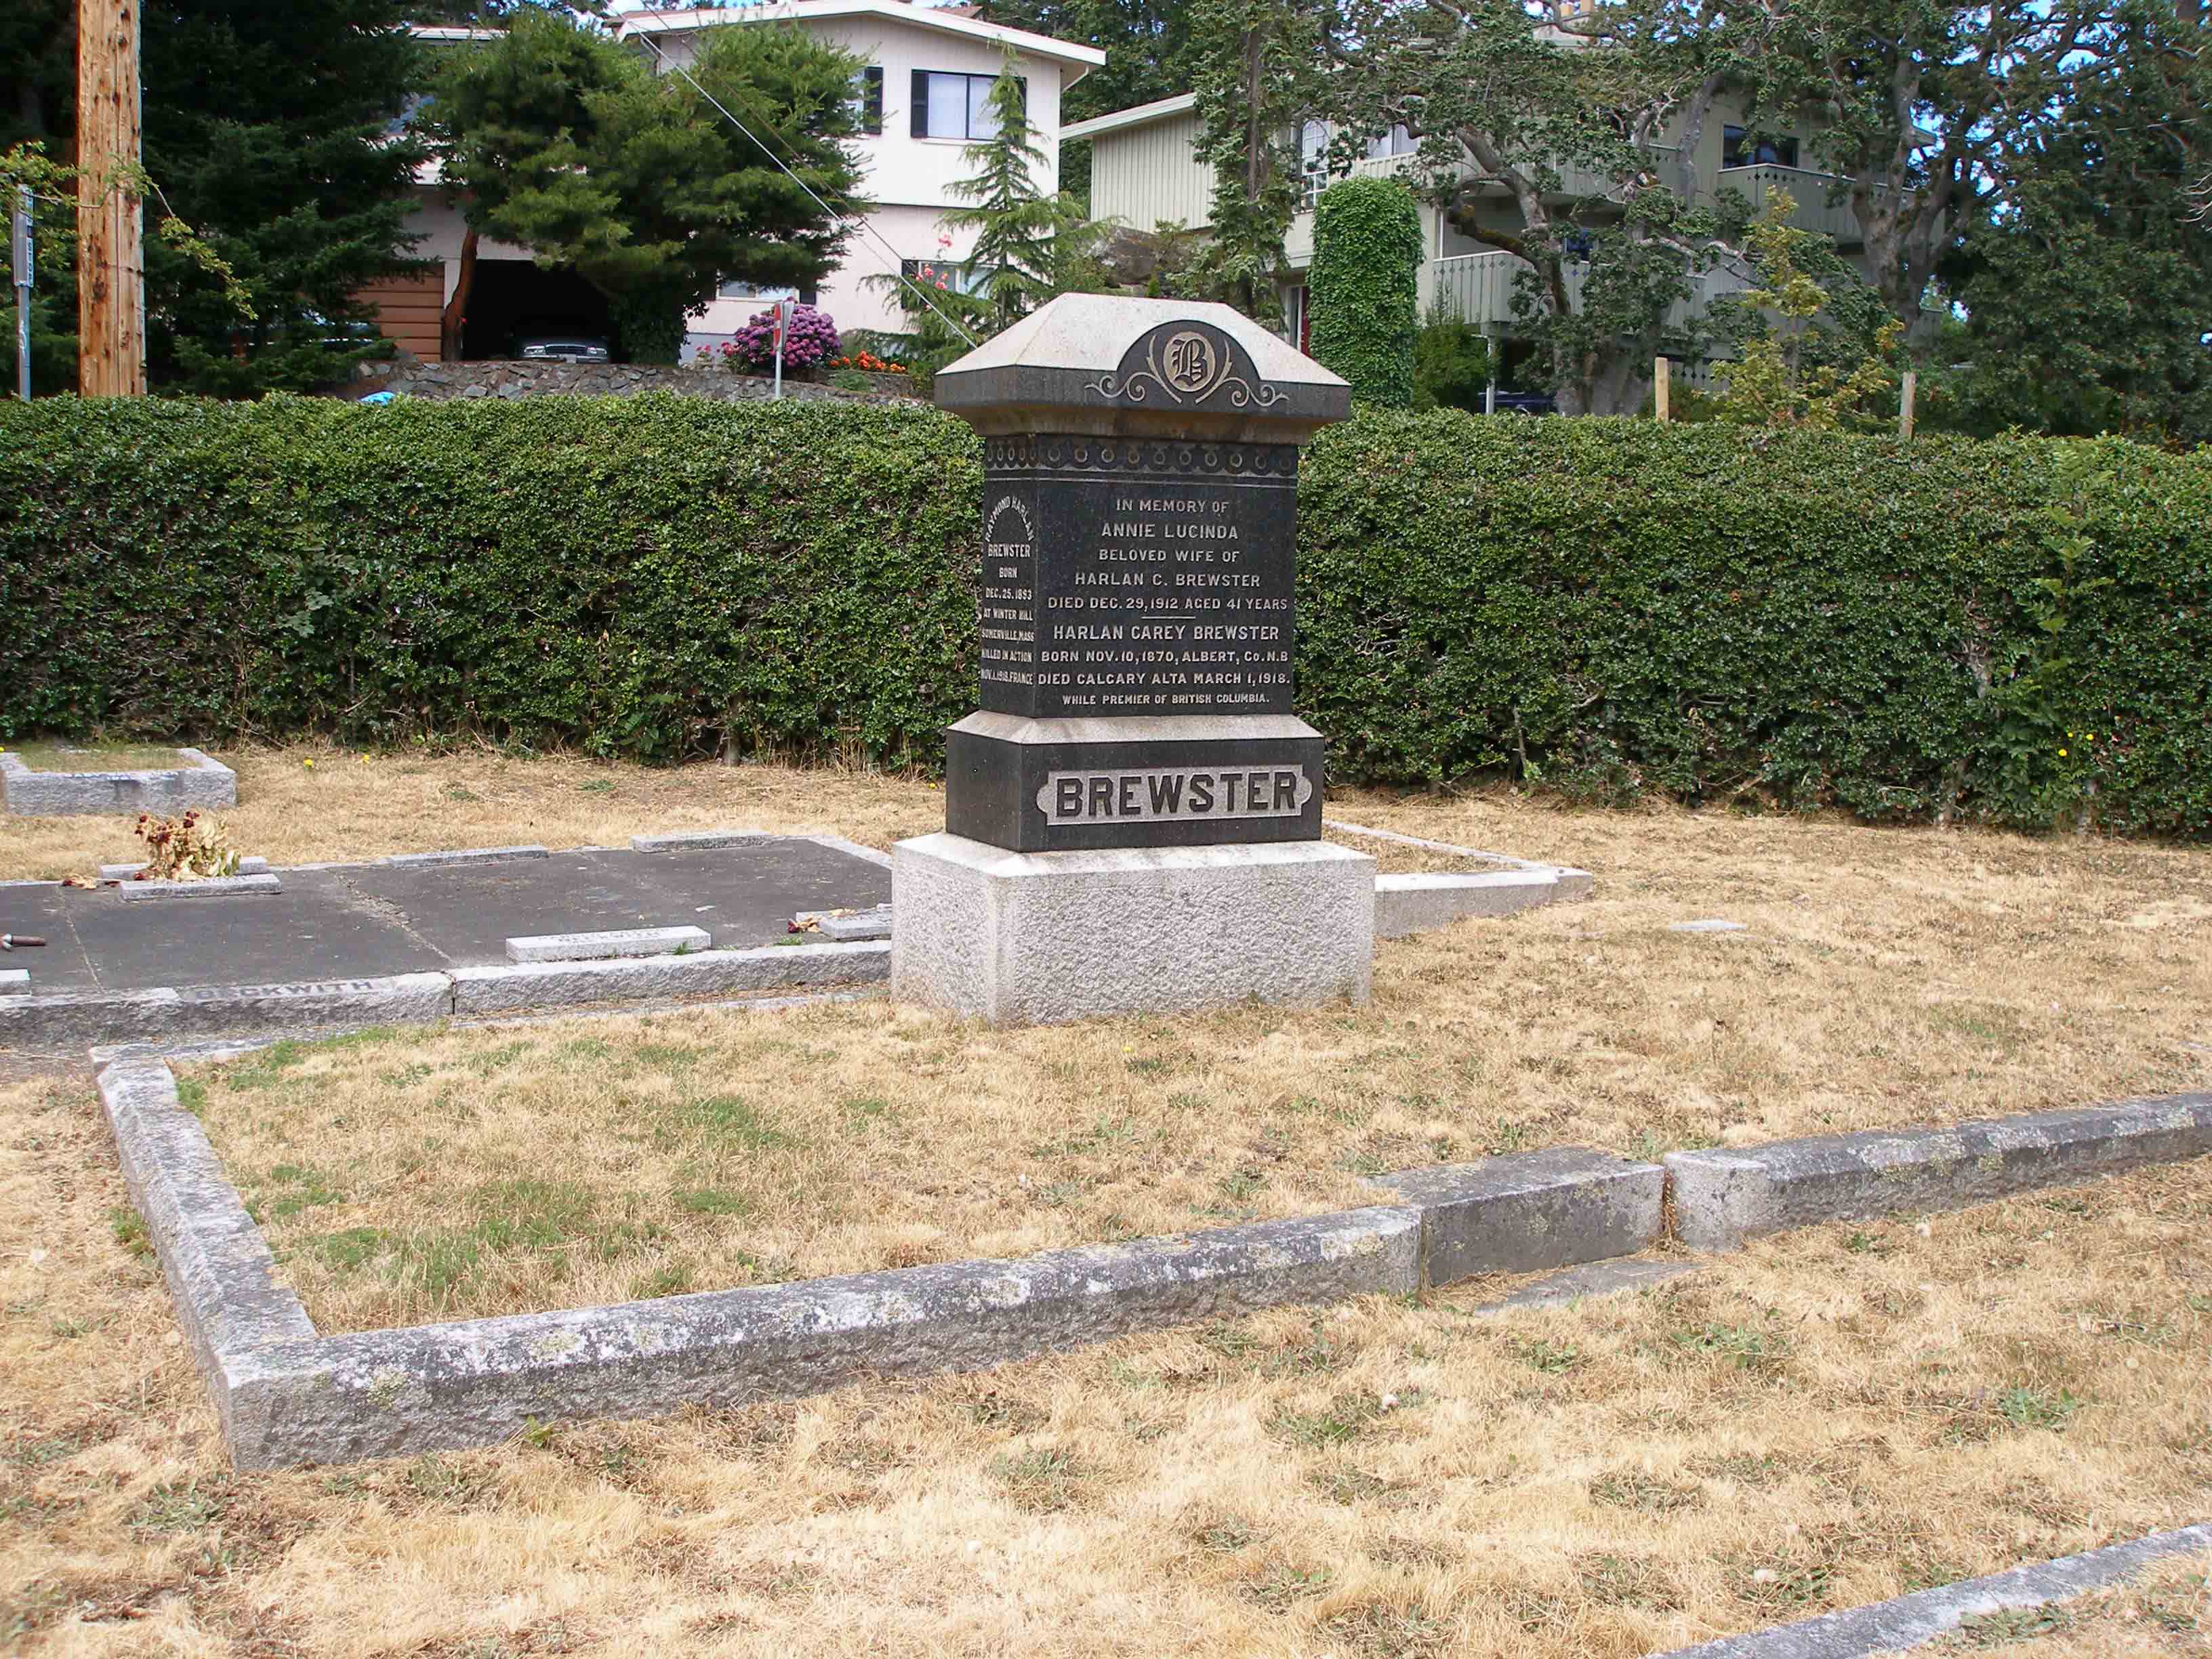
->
1365;125;1416;161
1300;120;1329;208
1722;125;1799;169
901;257;998;298
851;66;883;137
909;70;1024;140
718;279;800;302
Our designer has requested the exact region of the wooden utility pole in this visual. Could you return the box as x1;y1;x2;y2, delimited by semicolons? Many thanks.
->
77;0;146;396
1654;356;1671;423
1899;369;1917;441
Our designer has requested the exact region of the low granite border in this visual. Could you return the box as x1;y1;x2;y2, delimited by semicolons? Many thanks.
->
1649;1521;2212;1658
100;1046;1677;1467
1324;817;1593;935
1666;1096;2212;1252
1;944;892;1048
1;747;237;817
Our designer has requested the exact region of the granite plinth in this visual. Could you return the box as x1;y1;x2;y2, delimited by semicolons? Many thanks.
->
891;832;1374;1025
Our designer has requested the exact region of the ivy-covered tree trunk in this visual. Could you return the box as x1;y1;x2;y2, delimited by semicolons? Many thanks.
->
1309;178;1421;405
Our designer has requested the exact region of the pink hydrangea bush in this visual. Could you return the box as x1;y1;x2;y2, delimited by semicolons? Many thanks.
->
724;303;842;372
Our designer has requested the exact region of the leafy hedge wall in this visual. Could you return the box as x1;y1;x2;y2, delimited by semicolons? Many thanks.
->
3;396;2207;834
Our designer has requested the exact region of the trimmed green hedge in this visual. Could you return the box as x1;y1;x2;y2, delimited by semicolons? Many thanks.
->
3;396;2207;835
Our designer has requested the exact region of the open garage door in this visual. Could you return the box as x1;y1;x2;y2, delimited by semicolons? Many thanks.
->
459;261;615;361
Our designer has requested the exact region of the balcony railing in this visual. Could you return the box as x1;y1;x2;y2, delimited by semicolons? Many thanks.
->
1714;164;1866;244
1429;250;1753;330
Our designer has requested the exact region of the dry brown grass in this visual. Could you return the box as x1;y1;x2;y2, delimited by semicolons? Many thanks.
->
6;1065;2211;1657
164;764;2212;1332
0;741;940;883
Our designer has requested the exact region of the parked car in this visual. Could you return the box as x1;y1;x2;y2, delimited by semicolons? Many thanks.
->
1490;391;1558;416
512;321;612;363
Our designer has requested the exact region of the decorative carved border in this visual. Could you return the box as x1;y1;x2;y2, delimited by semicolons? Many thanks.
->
983;434;1300;478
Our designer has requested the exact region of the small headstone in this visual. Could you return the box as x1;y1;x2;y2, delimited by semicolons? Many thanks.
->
0;968;27;989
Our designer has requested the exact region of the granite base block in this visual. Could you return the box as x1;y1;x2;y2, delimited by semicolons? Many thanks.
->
1666;1094;2212;1252
891;833;1375;1025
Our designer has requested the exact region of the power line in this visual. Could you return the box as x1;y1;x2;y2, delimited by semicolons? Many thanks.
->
626;23;979;348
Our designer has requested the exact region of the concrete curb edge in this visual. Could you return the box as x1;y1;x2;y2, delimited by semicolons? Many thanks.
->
1645;1521;2212;1658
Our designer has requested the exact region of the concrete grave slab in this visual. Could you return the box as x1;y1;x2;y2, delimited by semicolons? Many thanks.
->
1666;1094;2212;1251
0;968;26;989
505;926;712;964
102;857;270;880
344;843;890;966
1;747;236;816
629;829;775;853
450;940;887;1015
62;869;432;991
0;884;98;993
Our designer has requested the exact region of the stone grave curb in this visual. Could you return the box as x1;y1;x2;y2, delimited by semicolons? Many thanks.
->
102;856;272;880
2;945;893;1048
1647;1520;2212;1658
98;1050;1681;1467
1664;1094;2212;1251
1368;1149;1665;1288
117;872;283;903
629;828;776;853
505;926;714;964
0;747;237;817
1324;817;1594;935
382;844;550;868
449;941;888;1015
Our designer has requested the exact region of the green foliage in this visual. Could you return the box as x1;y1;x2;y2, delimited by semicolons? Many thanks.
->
1708;192;1902;430
974;0;1201;204
1412;305;1492;414
936;56;1065;336
4;0;428;396
1179;0;1322;325
1939;1;2212;446
431;13;867;362
3;398;2207;838
1308;178;1422;409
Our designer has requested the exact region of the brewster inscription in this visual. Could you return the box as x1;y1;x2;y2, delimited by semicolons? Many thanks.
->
1036;764;1314;826
977;440;1298;719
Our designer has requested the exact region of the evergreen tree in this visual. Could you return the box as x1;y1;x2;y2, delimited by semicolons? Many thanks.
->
972;0;1201;202
1180;0;1319;326
938;58;1062;334
1941;0;2212;443
3;0;428;395
433;13;867;362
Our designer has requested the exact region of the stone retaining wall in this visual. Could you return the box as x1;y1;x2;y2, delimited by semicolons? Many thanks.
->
365;360;920;405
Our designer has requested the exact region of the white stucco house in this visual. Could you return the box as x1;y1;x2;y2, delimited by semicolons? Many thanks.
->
365;3;1102;362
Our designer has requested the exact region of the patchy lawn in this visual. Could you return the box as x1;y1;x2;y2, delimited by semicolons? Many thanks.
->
153;757;2212;1331
5;1067;2209;1658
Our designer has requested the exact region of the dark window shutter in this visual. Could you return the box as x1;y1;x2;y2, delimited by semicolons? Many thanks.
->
1015;75;1027;118
911;68;929;138
863;66;883;136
